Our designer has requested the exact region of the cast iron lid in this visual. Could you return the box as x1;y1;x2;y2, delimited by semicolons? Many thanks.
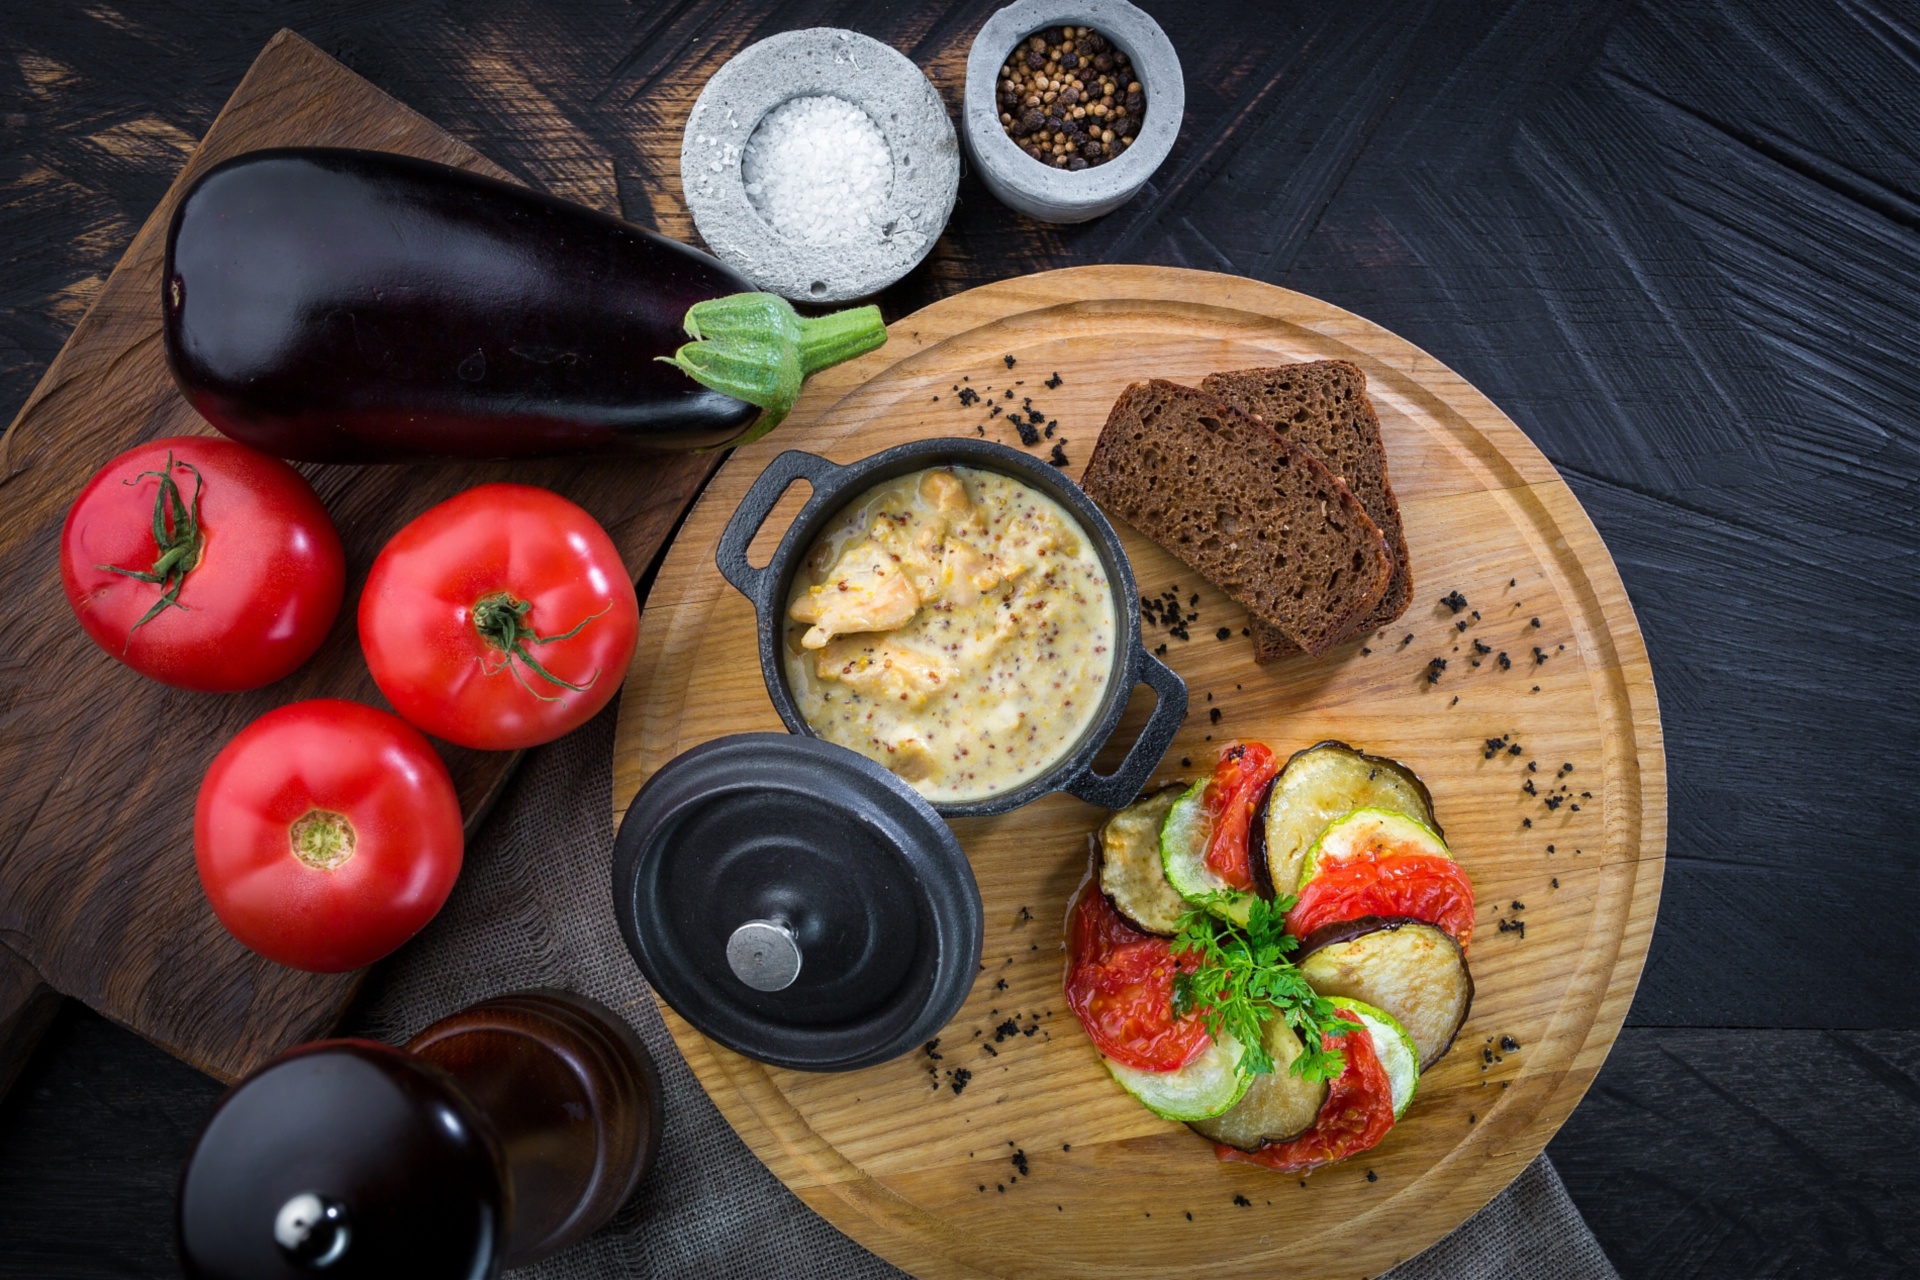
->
612;733;983;1071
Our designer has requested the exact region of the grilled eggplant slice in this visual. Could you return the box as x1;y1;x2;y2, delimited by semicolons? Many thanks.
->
1187;1017;1329;1149
1297;917;1472;1070
1329;997;1419;1119
1096;786;1188;935
1258;741;1438;893
1160;781;1255;926
1103;1031;1252;1122
1297;807;1450;891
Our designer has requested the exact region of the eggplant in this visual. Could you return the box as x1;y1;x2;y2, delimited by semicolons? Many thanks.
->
1296;916;1473;1071
1256;740;1439;894
162;148;886;463
1094;785;1188;936
1187;1017;1328;1150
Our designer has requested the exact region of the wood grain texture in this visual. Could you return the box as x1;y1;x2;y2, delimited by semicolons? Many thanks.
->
0;30;718;1084
0;1003;221;1279
610;266;1665;1280
1548;1026;1920;1280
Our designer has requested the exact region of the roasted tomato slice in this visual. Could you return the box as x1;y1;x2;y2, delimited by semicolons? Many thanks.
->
1068;874;1155;960
1202;742;1278;892
1214;1009;1394;1173
1065;885;1211;1072
1287;853;1476;950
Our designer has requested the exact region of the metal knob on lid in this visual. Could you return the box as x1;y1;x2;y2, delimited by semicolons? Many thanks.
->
613;733;983;1071
728;919;803;991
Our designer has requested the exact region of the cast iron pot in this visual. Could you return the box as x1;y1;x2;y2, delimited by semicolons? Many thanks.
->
716;436;1186;818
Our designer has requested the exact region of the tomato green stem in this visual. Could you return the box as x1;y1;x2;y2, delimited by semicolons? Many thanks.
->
657;292;888;448
95;451;205;646
471;591;606;702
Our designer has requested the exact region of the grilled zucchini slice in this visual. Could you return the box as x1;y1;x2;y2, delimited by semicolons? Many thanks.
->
1297;807;1450;891
1103;1031;1252;1122
1160;781;1254;926
1328;997;1420;1119
1096;786;1188;935
1298;917;1473;1070
1187;1017;1329;1149
1257;741;1438;893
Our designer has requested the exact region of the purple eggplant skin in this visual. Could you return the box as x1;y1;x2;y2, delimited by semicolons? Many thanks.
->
162;148;758;463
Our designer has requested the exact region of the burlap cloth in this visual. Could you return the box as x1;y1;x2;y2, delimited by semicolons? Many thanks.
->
350;704;1620;1280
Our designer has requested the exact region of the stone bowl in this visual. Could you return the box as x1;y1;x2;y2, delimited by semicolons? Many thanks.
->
963;0;1183;223
680;28;959;304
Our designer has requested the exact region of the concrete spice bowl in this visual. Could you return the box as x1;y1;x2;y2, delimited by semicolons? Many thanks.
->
680;28;959;304
964;0;1183;222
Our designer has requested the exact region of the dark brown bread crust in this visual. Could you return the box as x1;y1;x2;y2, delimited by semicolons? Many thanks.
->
1202;362;1414;661
1082;380;1391;657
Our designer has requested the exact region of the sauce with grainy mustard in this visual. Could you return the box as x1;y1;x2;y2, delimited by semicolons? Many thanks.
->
783;465;1116;803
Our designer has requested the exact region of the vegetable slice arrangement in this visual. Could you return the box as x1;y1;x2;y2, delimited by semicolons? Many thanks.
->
1064;739;1476;1174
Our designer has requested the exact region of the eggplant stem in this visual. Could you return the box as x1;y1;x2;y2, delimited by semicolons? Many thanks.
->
471;591;605;702
658;292;887;447
93;452;205;649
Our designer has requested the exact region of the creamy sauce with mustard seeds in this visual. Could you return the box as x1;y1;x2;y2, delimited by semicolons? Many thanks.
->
784;466;1116;803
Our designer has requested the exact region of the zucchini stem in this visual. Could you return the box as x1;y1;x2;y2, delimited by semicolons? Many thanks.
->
659;292;887;446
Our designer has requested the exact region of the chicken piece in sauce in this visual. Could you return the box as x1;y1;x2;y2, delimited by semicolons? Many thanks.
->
812;637;957;707
790;540;921;649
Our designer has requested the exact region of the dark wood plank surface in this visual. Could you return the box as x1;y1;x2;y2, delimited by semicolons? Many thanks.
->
1;2;1915;1277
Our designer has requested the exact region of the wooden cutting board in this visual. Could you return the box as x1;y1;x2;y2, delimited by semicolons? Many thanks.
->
0;30;719;1087
611;266;1665;1280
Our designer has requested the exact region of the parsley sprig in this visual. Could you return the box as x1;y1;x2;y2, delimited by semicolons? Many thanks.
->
1169;894;1347;1083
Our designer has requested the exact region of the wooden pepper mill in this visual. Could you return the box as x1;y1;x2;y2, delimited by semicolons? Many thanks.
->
177;989;661;1279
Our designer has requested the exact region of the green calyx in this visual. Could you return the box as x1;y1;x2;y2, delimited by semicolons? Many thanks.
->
658;292;888;447
471;591;606;702
96;450;205;647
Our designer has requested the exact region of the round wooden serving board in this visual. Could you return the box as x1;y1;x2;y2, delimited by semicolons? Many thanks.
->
611;266;1664;1280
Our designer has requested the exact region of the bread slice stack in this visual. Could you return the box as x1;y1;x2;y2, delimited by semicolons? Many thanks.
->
1201;362;1413;661
1081;363;1411;661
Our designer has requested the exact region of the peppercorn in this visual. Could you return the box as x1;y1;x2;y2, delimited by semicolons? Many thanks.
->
998;26;1142;170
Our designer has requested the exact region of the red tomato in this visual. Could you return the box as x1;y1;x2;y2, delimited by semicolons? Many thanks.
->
195;699;464;972
1288;854;1476;950
60;436;344;691
1214;1009;1395;1174
1064;885;1211;1072
359;484;639;750
1202;742;1278;891
1067;874;1155;960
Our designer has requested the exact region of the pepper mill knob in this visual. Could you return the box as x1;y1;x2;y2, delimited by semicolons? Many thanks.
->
178;989;661;1279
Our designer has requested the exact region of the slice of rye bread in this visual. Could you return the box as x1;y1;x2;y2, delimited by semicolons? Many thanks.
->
1081;379;1392;657
1201;362;1414;663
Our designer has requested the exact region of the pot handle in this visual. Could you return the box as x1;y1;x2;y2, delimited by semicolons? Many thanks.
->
1061;648;1188;811
715;450;845;608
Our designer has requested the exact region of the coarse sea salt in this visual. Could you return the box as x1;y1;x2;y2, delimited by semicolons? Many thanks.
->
742;94;891;246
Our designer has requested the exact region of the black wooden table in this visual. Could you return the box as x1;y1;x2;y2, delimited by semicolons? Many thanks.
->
3;3;1917;1277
